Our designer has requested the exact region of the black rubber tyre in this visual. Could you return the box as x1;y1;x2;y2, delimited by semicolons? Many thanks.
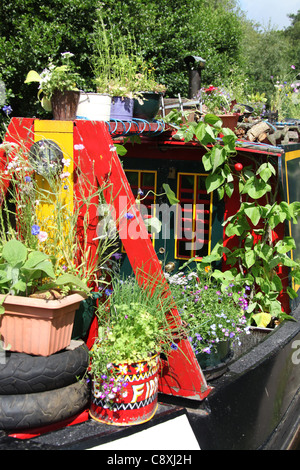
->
0;381;90;431
0;340;89;395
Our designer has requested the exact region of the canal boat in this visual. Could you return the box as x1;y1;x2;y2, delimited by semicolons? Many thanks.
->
0;112;299;451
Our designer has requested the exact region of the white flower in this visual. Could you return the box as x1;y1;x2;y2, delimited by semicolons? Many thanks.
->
136;363;145;373
187;272;197;280
62;158;71;167
61;52;74;59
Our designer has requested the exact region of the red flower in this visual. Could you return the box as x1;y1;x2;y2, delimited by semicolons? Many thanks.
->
204;85;217;94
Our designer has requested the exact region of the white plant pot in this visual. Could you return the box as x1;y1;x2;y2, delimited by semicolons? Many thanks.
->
76;93;111;121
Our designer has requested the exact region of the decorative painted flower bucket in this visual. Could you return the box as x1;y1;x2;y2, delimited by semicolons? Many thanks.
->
89;354;159;426
76;93;111;121
110;96;134;121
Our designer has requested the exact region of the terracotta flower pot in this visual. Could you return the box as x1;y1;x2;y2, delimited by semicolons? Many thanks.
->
217;113;240;131
0;293;85;356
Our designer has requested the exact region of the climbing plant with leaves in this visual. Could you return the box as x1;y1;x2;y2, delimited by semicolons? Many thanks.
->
166;111;300;327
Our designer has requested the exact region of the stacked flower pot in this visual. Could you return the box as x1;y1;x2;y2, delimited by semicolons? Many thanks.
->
0;296;90;433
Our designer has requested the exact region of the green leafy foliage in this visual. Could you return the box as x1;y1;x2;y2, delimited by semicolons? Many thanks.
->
89;271;181;386
0;239;55;298
166;111;300;327
0;239;90;310
0;0;248;121
25;52;82;111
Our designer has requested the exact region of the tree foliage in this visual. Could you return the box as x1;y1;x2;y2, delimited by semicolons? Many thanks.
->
0;0;298;121
0;0;98;117
284;9;300;70
98;0;244;96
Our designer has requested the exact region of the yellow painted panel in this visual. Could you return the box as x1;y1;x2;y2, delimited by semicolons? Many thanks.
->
33;121;74;247
34;119;74;133
284;149;300;162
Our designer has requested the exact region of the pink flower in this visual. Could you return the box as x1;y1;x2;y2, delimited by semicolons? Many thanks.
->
291;65;296;69
60;172;70;179
37;231;48;242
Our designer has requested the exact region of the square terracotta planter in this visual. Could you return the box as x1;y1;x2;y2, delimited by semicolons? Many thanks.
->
217;113;240;131
0;293;85;356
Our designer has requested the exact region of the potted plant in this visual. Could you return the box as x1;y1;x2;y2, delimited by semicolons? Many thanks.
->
90;9;166;122
270;65;300;122
0;139;118;355
88;271;181;426
167;266;250;371
25;52;82;120
132;65;167;121
0;239;89;356
199;84;240;130
245;92;267;120
90;10;136;121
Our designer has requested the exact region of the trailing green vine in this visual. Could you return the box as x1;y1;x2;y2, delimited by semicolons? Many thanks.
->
165;111;300;327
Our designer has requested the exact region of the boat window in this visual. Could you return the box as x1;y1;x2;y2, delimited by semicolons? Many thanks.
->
125;170;157;208
123;170;157;248
175;172;213;260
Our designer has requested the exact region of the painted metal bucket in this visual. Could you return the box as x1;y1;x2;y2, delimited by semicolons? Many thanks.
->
110;96;134;121
89;354;159;426
51;90;80;121
76;93;111;121
133;92;162;121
